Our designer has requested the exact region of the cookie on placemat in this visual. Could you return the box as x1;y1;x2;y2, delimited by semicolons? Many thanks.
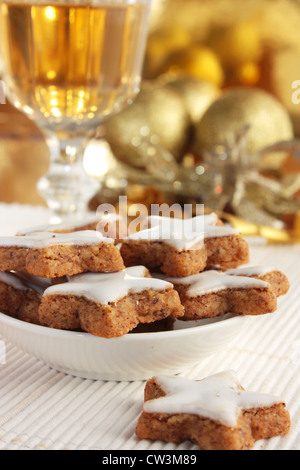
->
38;266;184;338
155;267;287;320
136;371;291;450
0;230;124;278
120;213;249;277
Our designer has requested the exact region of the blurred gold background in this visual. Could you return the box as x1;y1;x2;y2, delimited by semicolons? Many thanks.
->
1;0;300;210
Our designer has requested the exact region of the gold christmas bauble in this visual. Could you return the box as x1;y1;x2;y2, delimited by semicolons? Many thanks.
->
165;75;221;125
161;45;224;87
207;21;262;68
103;81;191;168
144;28;193;79
194;87;294;155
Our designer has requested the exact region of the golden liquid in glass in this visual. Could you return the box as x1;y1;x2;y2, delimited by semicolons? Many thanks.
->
0;1;149;130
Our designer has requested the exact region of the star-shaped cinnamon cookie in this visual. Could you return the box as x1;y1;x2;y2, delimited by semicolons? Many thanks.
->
120;213;249;277
38;266;184;337
0;230;124;277
156;266;289;320
136;371;290;450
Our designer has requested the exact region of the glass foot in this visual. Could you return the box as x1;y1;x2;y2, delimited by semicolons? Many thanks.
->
37;132;100;221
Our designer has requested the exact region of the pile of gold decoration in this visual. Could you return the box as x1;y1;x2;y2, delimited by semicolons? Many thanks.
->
88;0;300;243
87;76;300;243
144;0;300;134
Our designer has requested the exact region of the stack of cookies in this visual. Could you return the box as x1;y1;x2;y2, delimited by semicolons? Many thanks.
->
0;212;292;450
0;212;289;338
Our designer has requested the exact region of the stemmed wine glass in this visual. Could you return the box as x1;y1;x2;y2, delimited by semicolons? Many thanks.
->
0;0;151;221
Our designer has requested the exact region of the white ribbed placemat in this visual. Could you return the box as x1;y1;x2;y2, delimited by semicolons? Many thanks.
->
0;203;300;450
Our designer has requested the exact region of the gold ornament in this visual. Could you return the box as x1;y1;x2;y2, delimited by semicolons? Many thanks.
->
143;28;193;79
200;128;300;237
194;87;294;156
207;21;263;68
235;61;260;86
164;75;221;125
161;45;224;87
103;81;191;168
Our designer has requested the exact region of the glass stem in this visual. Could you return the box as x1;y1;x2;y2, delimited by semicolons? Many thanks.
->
37;130;100;222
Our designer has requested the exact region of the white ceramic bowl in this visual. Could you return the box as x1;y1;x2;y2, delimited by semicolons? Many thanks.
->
0;312;251;381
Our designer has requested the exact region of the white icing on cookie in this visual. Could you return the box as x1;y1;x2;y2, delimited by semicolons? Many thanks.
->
0;230;114;248
16;272;54;294
225;266;275;277
43;266;173;304
16;215;99;236
156;269;269;296
0;271;52;293
143;370;283;427
126;214;239;251
0;272;30;291
200;213;240;238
